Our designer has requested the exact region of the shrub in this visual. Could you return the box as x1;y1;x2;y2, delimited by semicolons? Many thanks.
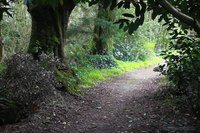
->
81;55;117;69
159;35;200;115
113;41;156;62
1;54;60;107
113;42;135;61
0;53;84;124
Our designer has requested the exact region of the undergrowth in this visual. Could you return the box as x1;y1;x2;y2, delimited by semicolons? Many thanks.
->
56;68;83;96
78;56;162;88
0;63;6;75
155;77;194;116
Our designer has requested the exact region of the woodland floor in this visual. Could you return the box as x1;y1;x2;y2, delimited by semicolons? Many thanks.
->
0;65;200;133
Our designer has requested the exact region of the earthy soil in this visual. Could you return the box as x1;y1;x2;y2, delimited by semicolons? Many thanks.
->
0;64;199;133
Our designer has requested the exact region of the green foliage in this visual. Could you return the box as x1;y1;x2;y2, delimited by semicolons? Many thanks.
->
65;3;164;66
64;3;95;64
92;0;117;55
115;1;146;34
150;0;200;32
159;34;200;115
113;40;156;61
0;0;14;21
139;41;155;60
113;12;165;61
82;55;117;69
161;36;200;91
79;56;162;87
115;56;162;72
111;0;200;36
56;67;83;95
2;0;31;57
113;41;135;61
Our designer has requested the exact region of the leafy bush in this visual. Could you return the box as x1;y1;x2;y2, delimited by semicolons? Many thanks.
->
0;53;85;124
113;42;135;61
1;54;60;107
2;1;31;58
82;55;117;69
159;35;200;115
113;41;156;61
0;53;62;124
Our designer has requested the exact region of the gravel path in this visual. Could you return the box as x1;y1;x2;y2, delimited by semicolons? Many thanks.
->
0;64;199;133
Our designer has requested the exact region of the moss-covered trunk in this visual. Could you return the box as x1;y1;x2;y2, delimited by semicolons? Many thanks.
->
93;0;117;55
27;1;75;60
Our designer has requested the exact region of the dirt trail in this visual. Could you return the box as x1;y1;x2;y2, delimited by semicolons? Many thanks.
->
1;64;199;133
74;65;161;133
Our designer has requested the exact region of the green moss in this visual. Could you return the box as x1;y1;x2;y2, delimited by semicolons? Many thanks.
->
56;69;83;95
79;56;162;87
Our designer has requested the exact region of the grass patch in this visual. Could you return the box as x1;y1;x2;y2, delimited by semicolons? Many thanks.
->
79;56;162;88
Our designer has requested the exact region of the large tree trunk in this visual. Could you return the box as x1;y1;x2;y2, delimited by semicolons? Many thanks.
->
27;1;75;60
93;0;117;55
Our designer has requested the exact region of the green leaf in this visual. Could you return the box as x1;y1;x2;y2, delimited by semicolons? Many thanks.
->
115;19;129;24
158;15;164;23
116;1;124;8
123;26;129;32
119;23;124;29
128;22;135;35
110;0;117;10
135;4;140;17
123;1;131;9
122;13;134;18
140;1;146;14
138;14;144;25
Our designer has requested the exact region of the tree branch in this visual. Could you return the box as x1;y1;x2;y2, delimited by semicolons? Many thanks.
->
157;0;200;36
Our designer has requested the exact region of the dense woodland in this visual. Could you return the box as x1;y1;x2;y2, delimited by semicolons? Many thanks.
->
0;0;200;131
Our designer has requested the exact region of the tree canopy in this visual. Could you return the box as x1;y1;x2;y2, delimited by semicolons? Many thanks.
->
110;0;200;36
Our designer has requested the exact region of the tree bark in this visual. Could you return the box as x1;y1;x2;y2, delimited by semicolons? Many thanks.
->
27;1;75;60
157;0;200;36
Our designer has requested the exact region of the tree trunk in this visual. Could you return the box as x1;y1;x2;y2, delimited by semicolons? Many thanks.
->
27;1;75;60
93;1;117;55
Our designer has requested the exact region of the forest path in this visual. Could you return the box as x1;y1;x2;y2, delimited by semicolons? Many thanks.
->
75;65;162;133
1;64;199;133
